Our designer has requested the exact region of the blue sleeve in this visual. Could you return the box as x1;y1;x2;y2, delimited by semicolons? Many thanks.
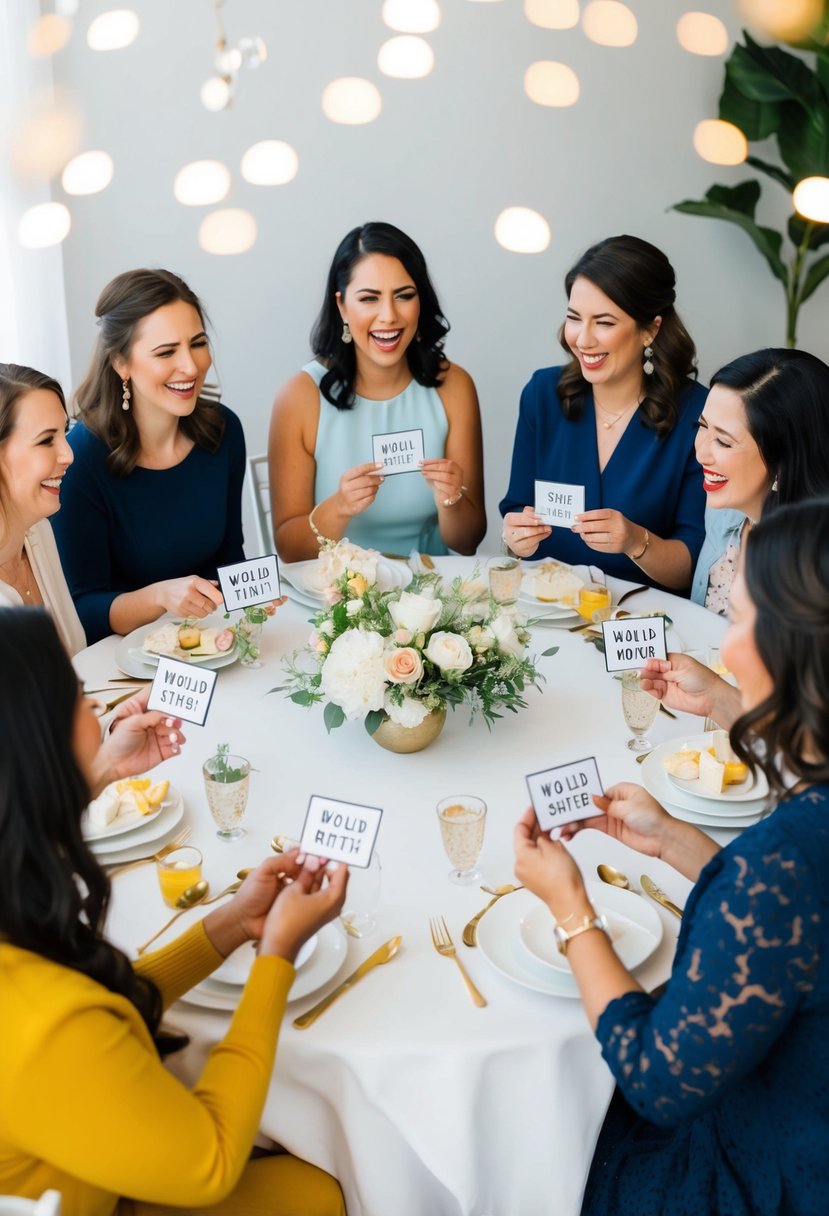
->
213;406;246;565
499;370;548;518
595;840;821;1127
52;425;121;644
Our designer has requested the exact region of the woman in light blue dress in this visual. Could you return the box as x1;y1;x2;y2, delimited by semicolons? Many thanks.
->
269;223;486;559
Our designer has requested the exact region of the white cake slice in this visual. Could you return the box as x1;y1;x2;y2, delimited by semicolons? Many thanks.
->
87;785;121;830
699;747;727;794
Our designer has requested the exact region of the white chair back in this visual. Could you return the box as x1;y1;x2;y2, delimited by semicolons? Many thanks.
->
0;1192;61;1215
247;454;273;555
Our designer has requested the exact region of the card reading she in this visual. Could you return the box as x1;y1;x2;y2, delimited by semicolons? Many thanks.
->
372;427;425;475
526;756;604;833
534;480;585;526
299;795;383;868
601;615;667;673
147;656;218;727
217;554;281;611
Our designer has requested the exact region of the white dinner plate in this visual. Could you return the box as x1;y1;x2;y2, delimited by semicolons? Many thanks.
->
476;890;580;997
280;558;412;604
660;734;768;803
518;881;662;976
180;924;347;1010
82;790;164;842
212;933;318;986
641;739;769;820
115;614;239;677
658;798;767;832
88;787;184;855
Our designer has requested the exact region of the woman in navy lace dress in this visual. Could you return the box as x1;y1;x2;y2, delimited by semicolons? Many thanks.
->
514;496;829;1216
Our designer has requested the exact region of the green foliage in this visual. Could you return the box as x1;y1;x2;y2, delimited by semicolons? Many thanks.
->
672;24;829;345
209;743;246;783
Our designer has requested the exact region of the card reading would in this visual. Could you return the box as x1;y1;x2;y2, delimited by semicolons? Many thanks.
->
299;795;383;868
147;657;218;727
218;554;281;611
372;427;424;475
526;756;604;832
601;615;668;673
534;480;585;526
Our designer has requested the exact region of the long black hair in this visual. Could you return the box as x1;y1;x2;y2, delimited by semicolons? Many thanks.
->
0;609;163;1039
730;498;829;797
710;348;829;514
310;221;449;409
557;234;697;438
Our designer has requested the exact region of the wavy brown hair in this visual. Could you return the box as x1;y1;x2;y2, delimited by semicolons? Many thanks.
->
730;498;829;798
75;268;224;477
0;364;67;537
556;235;697;439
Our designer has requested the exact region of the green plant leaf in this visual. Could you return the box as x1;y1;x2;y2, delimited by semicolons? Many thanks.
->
323;701;345;733
730;34;824;108
541;645;560;657
788;214;829;251
672;196;787;285
746;154;795;190
777;103;829;182
364;709;385;736
290;690;314;706
704;179;761;216
799;252;829;302
719;69;781;140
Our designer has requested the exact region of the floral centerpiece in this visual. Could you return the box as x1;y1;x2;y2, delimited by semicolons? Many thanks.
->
225;602;277;667
275;541;553;746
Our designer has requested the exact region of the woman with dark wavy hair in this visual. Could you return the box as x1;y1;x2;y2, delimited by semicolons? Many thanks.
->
0;607;347;1215
52;269;246;644
514;497;829;1215
269;222;486;559
501;234;706;590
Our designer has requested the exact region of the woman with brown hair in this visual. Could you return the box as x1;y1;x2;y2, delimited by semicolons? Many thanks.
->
500;235;706;590
52;269;246;644
0;363;85;653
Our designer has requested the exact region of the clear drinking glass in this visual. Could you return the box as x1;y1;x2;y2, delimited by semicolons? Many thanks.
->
488;559;523;605
340;851;382;938
237;618;263;668
577;582;612;622
203;754;250;840
436;796;487;885
621;670;659;751
156;846;203;907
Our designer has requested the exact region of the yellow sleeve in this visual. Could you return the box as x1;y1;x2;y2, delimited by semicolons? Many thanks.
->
8;955;295;1207
133;920;224;1009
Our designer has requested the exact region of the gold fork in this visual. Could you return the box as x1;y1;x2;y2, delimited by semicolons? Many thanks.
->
105;826;192;878
429;916;487;1006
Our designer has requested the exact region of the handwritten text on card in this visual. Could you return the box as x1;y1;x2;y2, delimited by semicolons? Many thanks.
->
300;795;383;868
218;554;281;610
526;756;604;831
601;616;668;673
534;480;585;526
372;427;425;475
147;657;218;727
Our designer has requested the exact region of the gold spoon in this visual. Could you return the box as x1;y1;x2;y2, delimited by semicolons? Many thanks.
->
462;884;521;947
136;880;243;954
596;863;632;891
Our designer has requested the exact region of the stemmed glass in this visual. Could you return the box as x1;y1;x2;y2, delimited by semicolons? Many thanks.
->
436;796;487;885
620;670;659;752
340;851;382;938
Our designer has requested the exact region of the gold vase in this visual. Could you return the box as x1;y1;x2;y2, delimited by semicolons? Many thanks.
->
371;708;447;754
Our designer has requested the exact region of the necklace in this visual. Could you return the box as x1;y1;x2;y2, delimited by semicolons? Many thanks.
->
594;397;641;431
0;549;35;600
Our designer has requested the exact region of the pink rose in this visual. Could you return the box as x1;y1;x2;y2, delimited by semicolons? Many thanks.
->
383;646;423;685
215;629;235;652
323;586;343;605
394;628;412;645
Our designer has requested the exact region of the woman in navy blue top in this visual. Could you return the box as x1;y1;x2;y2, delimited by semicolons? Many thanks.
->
514;496;829;1216
500;235;706;590
53;270;246;644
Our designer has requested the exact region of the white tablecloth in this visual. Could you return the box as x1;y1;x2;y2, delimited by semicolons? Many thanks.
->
74;560;730;1216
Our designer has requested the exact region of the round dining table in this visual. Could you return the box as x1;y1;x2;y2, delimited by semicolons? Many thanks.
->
74;558;736;1216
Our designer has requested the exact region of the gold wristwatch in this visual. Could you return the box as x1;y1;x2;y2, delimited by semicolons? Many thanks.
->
553;912;609;956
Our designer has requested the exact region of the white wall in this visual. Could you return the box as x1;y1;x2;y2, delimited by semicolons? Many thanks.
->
46;0;829;553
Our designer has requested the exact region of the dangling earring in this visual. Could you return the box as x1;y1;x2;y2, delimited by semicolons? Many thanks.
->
643;346;654;376
121;379;131;411
341;322;352;345
772;475;779;492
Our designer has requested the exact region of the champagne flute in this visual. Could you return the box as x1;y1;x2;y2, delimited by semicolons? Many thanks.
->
436;796;487;885
621;670;659;752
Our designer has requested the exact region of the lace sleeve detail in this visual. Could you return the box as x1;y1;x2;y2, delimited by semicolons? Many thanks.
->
595;839;822;1127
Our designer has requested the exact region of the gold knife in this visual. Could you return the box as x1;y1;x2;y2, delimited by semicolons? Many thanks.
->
293;935;402;1029
640;875;683;919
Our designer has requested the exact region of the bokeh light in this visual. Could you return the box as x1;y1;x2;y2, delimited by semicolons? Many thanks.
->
27;14;72;56
676;12;729;56
524;0;579;29
61;151;114;196
86;9;139;50
382;0;441;32
240;141;299;186
793;176;829;223
737;0;822;42
582;1;637;46
201;77;233;111
524;61;580;107
693;119;748;165
173;160;232;206
198;209;257;256
495;207;551;253
378;35;435;78
18;203;72;249
13;95;84;182
322;78;382;125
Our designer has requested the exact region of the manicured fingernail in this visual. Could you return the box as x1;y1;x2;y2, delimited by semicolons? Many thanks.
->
305;855;321;872
164;717;175;727
296;852;306;864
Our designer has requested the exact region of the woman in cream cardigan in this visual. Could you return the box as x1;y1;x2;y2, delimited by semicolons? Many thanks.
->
0;363;85;653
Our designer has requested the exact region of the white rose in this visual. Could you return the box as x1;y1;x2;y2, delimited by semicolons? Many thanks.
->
467;624;495;653
346;599;363;618
320;630;387;721
317;540;379;588
383;692;430;728
424;630;473;672
317;619;335;637
489;613;525;658
389;591;442;635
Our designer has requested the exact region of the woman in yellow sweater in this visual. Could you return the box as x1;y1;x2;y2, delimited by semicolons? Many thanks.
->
0;608;347;1216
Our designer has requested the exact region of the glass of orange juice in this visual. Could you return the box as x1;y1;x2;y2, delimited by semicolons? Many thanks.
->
157;846;203;907
577;582;612;622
